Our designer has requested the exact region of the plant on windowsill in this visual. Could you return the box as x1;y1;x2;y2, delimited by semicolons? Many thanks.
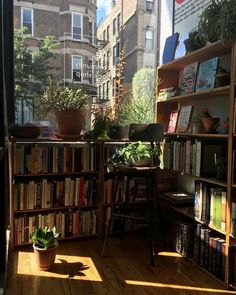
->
31;226;60;270
38;78;90;138
106;141;161;172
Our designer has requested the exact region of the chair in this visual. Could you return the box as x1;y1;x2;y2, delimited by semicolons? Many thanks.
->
101;123;164;266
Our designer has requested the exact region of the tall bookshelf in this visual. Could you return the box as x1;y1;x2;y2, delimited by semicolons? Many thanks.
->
156;41;236;287
9;140;102;246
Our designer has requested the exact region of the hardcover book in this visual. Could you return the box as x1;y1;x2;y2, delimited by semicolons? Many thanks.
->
162;33;179;64
167;110;179;133
181;62;198;94
176;105;192;133
195;57;219;91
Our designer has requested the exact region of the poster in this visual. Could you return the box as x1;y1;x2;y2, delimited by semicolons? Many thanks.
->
174;0;211;35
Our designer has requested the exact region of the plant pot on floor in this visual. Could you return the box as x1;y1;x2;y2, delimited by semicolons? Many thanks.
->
108;125;129;139
33;243;58;270
56;109;87;137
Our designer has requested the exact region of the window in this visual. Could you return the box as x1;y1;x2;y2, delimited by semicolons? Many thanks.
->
113;18;116;35
103;83;106;100
145;29;154;50
72;13;83;40
146;0;154;12
117;13;121;30
98;85;101;100
21;8;33;35
88;58;93;84
112;77;116;97
106;50;110;69
89;19;94;44
103;54;106;69
107;25;110;41
103;29;106;41
113;45;116;65
116;41;120;60
72;56;82;82
106;81;109;100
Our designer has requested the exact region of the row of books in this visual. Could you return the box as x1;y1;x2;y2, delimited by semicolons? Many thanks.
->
170;216;225;280
194;181;226;232
13;177;98;211
104;177;146;204
13;144;100;174
14;209;98;245
162;139;202;176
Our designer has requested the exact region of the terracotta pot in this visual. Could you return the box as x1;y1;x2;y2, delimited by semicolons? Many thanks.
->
202;117;220;133
55;109;87;136
33;244;58;270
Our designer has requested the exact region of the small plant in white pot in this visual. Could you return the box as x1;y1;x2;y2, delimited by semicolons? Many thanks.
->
31;226;59;270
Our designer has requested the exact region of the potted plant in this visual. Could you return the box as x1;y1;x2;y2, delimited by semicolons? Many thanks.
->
184;30;206;53
90;106;112;139
107;141;161;171
198;0;236;43
39;79;90;137
31;226;59;270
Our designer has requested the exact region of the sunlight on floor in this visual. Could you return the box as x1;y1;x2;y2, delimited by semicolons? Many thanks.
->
17;252;102;281
125;280;236;294
158;251;182;258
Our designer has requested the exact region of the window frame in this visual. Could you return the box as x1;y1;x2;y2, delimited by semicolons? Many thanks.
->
71;12;83;41
145;28;154;50
72;55;83;83
21;7;34;36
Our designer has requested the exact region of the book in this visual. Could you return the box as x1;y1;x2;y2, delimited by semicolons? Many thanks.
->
162;33;179;64
167;110;179;133
176;105;192;133
180;62;198;94
174;33;188;60
161;191;194;206
195;57;219;91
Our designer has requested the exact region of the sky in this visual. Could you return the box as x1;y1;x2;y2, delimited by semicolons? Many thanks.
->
97;0;111;26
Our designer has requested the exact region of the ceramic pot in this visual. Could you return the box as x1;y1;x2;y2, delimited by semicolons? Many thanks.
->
33;243;58;270
126;156;153;167
55;109;87;136
202;117;219;133
108;125;129;139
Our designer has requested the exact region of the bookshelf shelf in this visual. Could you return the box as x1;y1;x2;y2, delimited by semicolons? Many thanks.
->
165;133;228;139
158;86;230;104
159;41;231;71
156;41;236;286
14;171;99;179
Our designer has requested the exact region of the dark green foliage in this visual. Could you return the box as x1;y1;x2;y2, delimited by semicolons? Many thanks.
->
31;226;59;249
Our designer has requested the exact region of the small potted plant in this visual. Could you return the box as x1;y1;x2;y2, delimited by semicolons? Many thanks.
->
91;106;112;139
107;141;161;171
31;226;59;270
39;79;90;137
184;30;206;53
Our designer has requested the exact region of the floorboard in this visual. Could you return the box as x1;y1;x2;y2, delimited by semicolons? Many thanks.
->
5;235;236;295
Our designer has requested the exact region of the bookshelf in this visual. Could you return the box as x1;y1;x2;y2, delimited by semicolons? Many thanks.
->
9;140;101;246
156;41;236;287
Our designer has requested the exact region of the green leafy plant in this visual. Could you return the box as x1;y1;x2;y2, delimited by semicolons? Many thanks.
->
31;226;59;249
198;0;236;43
184;29;206;52
107;141;161;171
90;106;112;139
38;79;90;117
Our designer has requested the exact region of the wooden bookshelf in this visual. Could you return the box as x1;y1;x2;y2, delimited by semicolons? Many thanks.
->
0;147;4;162
156;41;236;287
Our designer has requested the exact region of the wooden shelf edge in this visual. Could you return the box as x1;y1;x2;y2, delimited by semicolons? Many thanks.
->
14;205;98;213
157;86;230;104
158;41;231;70
14;171;99;178
165;133;228;139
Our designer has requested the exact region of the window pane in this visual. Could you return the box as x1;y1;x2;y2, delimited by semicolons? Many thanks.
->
23;9;32;23
146;30;153;39
73;57;82;82
73;14;81;27
73;27;81;40
146;0;154;11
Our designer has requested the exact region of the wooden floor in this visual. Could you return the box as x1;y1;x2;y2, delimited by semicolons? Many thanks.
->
5;235;236;295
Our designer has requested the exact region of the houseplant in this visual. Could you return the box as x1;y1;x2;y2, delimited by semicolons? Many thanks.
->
184;30;205;53
107;141;161;171
198;0;236;43
201;108;220;133
31;226;59;270
39;79;90;137
91;106;112;139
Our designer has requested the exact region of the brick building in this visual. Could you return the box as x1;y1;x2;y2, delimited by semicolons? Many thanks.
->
96;0;159;104
14;0;97;124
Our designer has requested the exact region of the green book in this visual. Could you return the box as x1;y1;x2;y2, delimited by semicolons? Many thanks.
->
215;188;222;230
